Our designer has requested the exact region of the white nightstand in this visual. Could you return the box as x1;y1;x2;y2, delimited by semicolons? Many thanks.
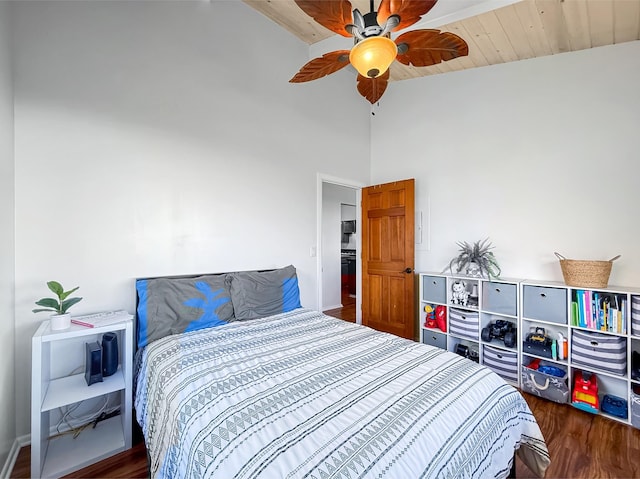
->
31;318;133;479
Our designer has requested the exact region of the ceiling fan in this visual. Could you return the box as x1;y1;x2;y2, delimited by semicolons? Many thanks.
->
289;0;469;104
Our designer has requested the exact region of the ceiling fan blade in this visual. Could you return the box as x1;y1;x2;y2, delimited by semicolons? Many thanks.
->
395;29;468;67
356;70;390;104
377;0;437;32
290;50;351;83
294;0;354;38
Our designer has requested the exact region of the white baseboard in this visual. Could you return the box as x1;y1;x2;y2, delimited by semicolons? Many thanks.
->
1;434;29;479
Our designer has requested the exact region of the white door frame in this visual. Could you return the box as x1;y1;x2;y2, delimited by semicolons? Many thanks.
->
316;173;365;324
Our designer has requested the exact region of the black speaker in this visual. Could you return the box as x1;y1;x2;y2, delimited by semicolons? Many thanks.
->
102;332;118;377
85;341;103;386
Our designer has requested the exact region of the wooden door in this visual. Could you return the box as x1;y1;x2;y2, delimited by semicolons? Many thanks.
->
361;179;415;339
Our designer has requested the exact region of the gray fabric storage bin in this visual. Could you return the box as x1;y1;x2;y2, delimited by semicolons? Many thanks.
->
522;285;568;324
483;345;518;383
423;275;447;304
448;308;479;340
422;330;446;350
571;330;627;376
520;360;569;403
632;388;640;429
483;282;517;316
632;296;640;336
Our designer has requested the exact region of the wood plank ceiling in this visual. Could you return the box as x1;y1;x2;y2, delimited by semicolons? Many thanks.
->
243;0;640;82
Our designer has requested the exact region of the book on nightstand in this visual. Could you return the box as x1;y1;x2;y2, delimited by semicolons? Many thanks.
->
71;310;133;328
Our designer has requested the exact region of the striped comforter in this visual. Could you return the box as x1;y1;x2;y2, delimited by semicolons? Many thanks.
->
135;308;550;479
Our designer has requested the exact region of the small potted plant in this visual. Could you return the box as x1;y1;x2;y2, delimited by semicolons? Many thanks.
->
33;281;82;330
444;238;501;279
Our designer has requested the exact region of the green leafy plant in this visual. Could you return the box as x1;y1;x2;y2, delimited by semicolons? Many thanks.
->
32;281;82;315
444;238;501;279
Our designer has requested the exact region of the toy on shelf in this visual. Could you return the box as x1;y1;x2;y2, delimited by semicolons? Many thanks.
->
451;281;470;306
481;320;517;348
455;343;479;363
524;327;554;359
424;304;436;328
601;394;628;419
435;305;447;332
572;370;600;414
527;358;566;378
424;304;447;333
632;350;640;381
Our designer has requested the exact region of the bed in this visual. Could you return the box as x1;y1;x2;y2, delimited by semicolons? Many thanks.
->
133;266;550;479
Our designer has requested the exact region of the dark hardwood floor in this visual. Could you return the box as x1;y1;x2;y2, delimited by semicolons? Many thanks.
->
323;286;356;322
11;440;148;478
516;393;640;478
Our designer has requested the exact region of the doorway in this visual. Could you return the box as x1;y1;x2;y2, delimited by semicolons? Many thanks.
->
317;175;363;324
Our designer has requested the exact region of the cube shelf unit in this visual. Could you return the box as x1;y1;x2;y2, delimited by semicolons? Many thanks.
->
419;273;521;388
521;279;640;426
31;319;133;479
418;272;640;429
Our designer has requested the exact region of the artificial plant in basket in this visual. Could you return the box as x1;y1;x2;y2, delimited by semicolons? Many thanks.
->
444;238;501;279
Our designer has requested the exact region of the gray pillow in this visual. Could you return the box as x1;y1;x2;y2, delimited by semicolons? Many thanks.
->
136;274;234;348
228;265;301;321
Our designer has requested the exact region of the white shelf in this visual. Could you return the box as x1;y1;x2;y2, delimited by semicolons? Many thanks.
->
41;415;126;478
420;273;640;429
419;273;522;387
448;332;478;342
31;317;133;478
521;317;569;328
481;340;518;354
521;279;640;429
522;351;569;367
41;367;125;412
39;320;129;342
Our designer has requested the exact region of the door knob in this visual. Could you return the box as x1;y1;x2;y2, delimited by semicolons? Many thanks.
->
403;267;413;274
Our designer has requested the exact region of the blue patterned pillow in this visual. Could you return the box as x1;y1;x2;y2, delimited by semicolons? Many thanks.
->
228;265;301;321
136;274;234;348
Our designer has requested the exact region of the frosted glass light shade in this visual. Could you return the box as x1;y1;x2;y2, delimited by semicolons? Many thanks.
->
349;36;398;78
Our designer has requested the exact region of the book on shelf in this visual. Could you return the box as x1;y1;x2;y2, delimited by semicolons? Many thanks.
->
571;301;579;327
575;290;586;328
585;290;593;329
572;290;628;334
70;310;133;328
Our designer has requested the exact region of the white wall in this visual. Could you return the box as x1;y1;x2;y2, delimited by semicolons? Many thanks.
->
322;183;357;310
371;41;640;286
0;0;15;466
12;1;371;437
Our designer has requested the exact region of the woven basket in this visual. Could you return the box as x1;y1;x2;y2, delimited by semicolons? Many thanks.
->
555;252;620;288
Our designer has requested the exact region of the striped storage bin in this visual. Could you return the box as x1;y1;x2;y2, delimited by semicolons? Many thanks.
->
448;308;479;340
632;296;640;336
571;330;627;376
483;345;518;383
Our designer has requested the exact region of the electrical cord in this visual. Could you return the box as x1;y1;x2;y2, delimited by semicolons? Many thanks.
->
49;408;121;440
56;397;106;434
51;392;120;439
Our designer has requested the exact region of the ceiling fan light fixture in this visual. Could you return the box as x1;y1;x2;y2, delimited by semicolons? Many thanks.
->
349;36;397;79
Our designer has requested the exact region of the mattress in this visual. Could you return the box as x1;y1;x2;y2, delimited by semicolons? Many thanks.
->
135;308;549;478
